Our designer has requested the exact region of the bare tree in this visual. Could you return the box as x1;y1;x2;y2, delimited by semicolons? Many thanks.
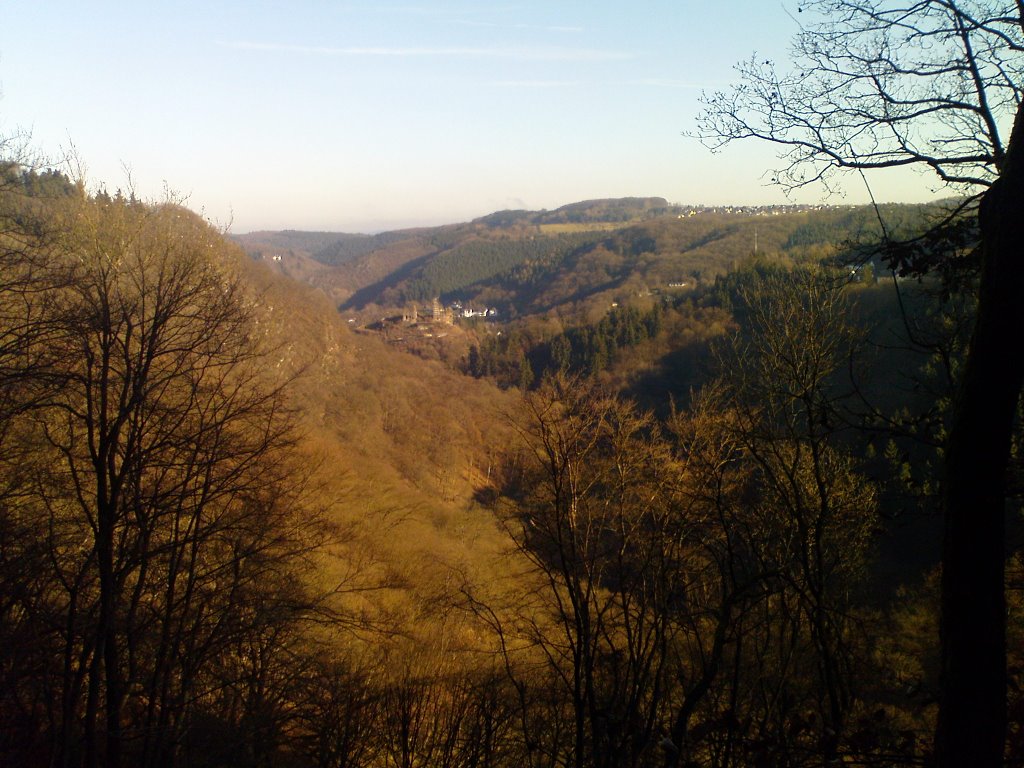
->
479;376;782;768
483;377;682;768
0;152;83;767
290;654;381;768
0;192;324;768
0;159;64;416
710;269;876;763
697;3;1024;762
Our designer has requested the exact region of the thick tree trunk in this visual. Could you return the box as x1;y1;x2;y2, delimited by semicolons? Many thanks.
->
934;103;1024;767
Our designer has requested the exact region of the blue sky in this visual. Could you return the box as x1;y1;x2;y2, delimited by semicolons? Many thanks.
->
1;1;943;233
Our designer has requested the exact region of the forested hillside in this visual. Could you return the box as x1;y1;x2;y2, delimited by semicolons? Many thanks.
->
0;164;523;768
3;159;1022;768
247;200;948;418
237;200;953;324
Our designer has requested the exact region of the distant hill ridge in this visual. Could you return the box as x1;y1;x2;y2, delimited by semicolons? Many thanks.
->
234;198;671;257
474;197;671;227
233;198;952;318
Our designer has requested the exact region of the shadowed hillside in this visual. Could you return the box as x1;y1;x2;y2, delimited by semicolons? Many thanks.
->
236;200;943;325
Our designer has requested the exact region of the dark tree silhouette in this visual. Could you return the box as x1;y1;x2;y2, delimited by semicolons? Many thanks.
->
697;3;1024;763
0;186;326;768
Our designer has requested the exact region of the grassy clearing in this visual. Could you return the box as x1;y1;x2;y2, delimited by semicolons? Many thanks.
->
538;222;626;234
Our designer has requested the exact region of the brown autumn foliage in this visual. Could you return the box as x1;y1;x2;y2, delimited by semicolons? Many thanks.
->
2;156;1022;768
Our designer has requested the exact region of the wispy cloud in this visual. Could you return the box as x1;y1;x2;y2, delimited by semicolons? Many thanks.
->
453;20;584;33
628;78;716;89
451;19;499;28
490;79;579;88
218;40;629;61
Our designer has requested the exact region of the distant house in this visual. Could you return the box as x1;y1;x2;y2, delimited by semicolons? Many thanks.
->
457;304;497;319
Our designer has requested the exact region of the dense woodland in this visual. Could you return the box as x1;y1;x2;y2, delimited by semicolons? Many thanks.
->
6;0;1024;763
3;144;1023;768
